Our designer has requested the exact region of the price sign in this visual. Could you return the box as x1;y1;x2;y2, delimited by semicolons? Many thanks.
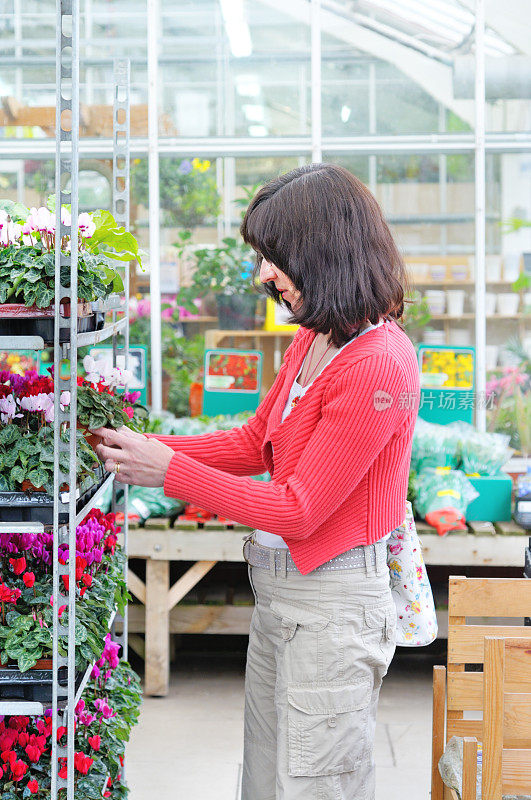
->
203;349;262;416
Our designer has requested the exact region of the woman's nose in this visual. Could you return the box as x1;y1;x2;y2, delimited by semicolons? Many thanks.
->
259;260;276;283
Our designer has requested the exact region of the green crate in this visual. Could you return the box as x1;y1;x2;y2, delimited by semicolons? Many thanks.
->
466;473;513;522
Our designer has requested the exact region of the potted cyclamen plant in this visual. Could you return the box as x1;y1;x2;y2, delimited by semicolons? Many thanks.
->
0;198;142;340
77;355;148;450
0;509;128;708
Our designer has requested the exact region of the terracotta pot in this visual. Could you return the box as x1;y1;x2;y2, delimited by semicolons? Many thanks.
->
0;658;53;670
21;479;45;493
76;421;102;452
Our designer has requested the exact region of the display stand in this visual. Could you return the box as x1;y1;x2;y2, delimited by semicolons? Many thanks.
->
0;11;131;796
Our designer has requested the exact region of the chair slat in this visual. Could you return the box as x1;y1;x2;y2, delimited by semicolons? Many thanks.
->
447;673;482;710
446;719;482;740
449;577;531;617
447;625;531;663
505;638;531;686
483;638;505;800
502;749;531;794
504;693;531;747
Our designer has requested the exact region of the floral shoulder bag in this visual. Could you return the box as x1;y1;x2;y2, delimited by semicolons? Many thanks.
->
387;501;438;647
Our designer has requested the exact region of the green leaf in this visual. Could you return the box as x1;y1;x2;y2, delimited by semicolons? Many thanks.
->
17;649;40;672
36;282;53;309
9;465;26;486
27;468;48;488
0;200;29;223
23;268;42;284
0;426;20;445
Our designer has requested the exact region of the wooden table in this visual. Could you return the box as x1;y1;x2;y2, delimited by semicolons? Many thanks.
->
125;519;528;696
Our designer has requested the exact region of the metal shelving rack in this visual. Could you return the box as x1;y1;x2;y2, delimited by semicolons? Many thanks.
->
0;5;131;797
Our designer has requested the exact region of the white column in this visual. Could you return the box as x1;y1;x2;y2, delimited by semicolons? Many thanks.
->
148;0;162;411
311;0;322;163
474;0;486;432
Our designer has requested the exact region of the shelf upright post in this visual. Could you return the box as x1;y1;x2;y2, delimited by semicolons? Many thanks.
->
111;57;131;662
52;2;80;799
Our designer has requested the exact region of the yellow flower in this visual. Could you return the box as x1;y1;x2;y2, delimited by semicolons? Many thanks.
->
192;158;201;171
133;158;141;165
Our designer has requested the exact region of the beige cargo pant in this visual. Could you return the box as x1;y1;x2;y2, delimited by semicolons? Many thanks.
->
241;539;396;800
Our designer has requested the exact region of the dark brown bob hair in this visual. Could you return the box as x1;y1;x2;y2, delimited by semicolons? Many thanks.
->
240;163;408;348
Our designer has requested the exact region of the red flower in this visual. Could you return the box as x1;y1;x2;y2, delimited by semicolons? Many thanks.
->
58;760;68;780
74;751;93;775
1;750;16;766
61;575;69;592
28;779;39;794
0;583;21;604
23;572;35;588
56;726;67;742
11;759;28;781
9;556;26;575
88;734;101;751
75;557;87;581
18;732;29;747
81;574;92;587
25;744;41;763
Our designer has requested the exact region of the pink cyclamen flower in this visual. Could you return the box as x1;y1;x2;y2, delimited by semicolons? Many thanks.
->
78;212;96;238
94;698;115;718
0;394;21;422
123;406;134;419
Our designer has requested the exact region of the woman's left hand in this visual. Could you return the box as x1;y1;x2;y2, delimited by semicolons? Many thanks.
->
92;427;174;487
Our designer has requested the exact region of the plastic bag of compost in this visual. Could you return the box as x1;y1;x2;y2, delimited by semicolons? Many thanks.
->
127;485;184;522
148;411;251;437
458;429;513;475
414;467;479;535
410;418;462;472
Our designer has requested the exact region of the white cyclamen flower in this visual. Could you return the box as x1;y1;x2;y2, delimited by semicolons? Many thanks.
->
83;354;108;385
78;212;96;238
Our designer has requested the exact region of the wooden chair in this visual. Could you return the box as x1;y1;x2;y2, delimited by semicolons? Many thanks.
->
459;636;531;800
431;576;531;800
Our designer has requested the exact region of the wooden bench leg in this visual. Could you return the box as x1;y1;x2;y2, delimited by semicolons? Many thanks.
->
432;665;447;800
144;558;170;696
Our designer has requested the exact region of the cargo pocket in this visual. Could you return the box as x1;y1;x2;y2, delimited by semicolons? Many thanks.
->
360;604;397;670
269;597;331;642
287;679;371;777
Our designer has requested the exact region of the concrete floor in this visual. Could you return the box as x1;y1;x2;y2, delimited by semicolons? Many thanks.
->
127;649;435;800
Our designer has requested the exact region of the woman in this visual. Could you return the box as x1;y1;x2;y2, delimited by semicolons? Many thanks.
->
94;163;420;800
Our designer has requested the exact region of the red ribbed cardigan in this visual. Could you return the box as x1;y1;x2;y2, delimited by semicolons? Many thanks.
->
155;319;419;574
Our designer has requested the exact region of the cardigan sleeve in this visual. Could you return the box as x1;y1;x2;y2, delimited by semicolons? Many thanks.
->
146;328;304;476
162;352;411;538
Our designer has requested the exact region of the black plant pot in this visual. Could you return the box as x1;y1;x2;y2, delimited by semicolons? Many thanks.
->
216;294;258;330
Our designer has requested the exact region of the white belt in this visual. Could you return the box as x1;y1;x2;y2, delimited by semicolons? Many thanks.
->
242;534;388;574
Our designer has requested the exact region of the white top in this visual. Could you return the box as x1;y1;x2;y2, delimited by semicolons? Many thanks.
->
255;319;386;548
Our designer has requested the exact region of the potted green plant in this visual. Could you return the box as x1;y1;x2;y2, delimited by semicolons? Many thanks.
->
175;229;258;330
